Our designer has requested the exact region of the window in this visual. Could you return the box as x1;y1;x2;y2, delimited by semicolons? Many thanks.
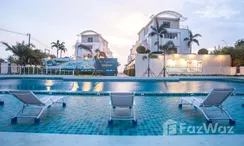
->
163;22;170;28
88;37;93;42
164;33;178;39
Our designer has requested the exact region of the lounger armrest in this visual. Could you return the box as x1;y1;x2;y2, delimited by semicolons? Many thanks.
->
41;96;55;104
190;97;203;105
192;98;203;104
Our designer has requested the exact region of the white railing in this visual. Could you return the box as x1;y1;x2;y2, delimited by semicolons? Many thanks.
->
0;65;75;76
167;67;244;75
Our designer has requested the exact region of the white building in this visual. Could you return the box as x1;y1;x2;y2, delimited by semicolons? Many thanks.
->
127;10;190;64
74;30;113;58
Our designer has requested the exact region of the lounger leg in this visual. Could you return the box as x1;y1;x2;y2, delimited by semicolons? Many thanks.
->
11;105;27;123
199;107;210;122
178;99;183;108
132;107;137;125
36;106;47;119
222;109;235;125
0;98;4;105
62;98;66;107
108;106;113;124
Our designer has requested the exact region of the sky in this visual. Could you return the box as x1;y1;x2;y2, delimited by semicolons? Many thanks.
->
0;0;244;72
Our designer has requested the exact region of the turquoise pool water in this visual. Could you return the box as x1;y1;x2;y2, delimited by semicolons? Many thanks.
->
0;78;244;92
0;94;243;135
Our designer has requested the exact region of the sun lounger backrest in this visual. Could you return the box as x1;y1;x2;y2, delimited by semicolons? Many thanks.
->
9;91;44;105
202;88;234;107
110;92;134;107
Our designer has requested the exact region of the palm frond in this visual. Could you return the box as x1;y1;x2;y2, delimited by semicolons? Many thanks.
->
193;34;202;38
150;26;157;32
154;41;159;46
192;39;200;46
154;17;159;29
78;44;92;53
189;30;193;38
1;42;12;50
184;38;190;41
149;31;157;37
142;56;147;60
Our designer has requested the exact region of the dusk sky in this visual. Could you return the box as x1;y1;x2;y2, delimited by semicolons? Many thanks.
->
0;0;244;71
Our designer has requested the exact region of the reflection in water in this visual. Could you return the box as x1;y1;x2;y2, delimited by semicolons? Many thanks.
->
0;79;244;92
45;80;54;91
94;82;104;92
82;82;92;91
71;82;79;92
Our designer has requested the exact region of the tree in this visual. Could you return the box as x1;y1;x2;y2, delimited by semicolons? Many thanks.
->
198;48;208;54
136;46;146;53
0;58;5;63
235;39;244;47
29;49;47;65
75;44;92;75
184;30;202;53
159;41;175;77
94;49;107;59
1;41;34;65
6;56;16;63
210;45;244;66
51;40;65;58
149;17;168;52
59;43;67;58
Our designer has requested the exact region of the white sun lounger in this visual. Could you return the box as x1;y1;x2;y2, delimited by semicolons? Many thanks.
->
0;97;4;105
178;88;235;124
109;92;137;124
9;91;66;124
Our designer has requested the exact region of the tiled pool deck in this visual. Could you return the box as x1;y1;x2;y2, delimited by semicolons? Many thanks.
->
0;94;244;135
1;132;244;146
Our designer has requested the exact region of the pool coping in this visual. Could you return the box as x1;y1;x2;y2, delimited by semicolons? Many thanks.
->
1;90;244;96
0;75;244;82
0;132;243;146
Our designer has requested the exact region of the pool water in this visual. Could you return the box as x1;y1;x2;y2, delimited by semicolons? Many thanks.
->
0;94;244;135
0;79;244;92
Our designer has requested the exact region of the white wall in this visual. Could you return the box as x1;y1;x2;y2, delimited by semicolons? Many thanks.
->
135;54;232;77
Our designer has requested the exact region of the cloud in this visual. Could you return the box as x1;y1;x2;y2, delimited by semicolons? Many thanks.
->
194;5;239;19
191;0;240;19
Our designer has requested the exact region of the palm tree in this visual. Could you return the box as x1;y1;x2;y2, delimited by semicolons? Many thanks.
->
75;44;92;75
158;41;175;77
1;41;34;65
94;49;107;59
184;30;202;53
59;43;67;58
149;17;168;51
6;55;15;63
51;40;65;58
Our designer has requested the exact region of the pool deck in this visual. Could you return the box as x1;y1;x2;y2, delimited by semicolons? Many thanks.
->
0;132;243;146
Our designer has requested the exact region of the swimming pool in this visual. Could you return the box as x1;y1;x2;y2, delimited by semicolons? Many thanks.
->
0;78;244;93
0;94;243;135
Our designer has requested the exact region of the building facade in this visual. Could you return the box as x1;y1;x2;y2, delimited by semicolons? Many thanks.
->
74;30;113;58
127;10;190;64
